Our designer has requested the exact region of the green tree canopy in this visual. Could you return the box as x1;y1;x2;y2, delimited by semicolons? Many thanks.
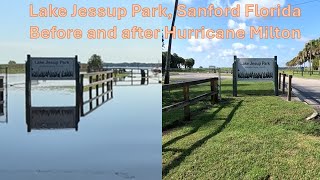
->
88;54;103;72
162;52;195;71
286;38;320;70
185;58;195;69
8;60;16;65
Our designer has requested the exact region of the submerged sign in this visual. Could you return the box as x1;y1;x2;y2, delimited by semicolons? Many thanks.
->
30;57;76;80
237;58;274;81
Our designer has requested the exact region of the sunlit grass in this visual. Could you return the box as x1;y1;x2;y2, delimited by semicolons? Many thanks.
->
162;80;320;179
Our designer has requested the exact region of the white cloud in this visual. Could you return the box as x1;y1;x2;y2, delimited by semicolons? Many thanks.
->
231;0;286;21
277;44;286;49
187;29;221;52
246;44;257;50
209;0;223;7
232;43;257;50
228;19;248;31
295;36;311;43
232;42;245;49
260;46;269;50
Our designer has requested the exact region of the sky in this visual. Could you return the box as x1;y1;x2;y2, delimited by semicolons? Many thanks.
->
0;0;319;67
0;0;161;64
162;0;320;67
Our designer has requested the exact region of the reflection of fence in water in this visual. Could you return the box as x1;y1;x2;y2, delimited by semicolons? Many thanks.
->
26;106;79;132
0;67;8;123
114;75;150;86
80;71;113;116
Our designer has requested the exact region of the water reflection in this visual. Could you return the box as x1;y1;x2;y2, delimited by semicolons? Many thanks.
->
114;72;161;86
26;106;79;132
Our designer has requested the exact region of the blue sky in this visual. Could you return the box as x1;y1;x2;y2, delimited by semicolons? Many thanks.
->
0;0;161;64
1;0;319;66
162;0;320;67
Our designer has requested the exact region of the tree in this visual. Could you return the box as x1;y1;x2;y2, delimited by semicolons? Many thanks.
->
164;0;179;84
185;58;195;69
286;38;320;71
87;54;103;72
8;60;16;65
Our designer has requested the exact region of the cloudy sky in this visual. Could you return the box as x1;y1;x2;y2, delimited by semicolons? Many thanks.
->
162;0;320;67
0;0;161;64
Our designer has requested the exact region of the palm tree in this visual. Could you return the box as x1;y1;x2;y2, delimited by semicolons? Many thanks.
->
164;0;179;84
286;38;320;72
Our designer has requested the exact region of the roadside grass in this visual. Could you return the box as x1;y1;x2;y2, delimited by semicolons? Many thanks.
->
281;70;320;79
163;80;320;179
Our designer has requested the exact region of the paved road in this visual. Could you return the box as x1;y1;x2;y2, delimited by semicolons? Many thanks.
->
171;72;231;81
290;77;320;111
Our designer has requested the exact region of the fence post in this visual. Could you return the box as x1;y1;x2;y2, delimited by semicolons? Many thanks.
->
233;56;237;97
75;58;80;126
183;84;190;121
26;55;31;132
89;76;93;110
102;73;105;102
211;79;218;104
80;74;84;116
111;72;114;98
274;56;279;96
96;74;99;106
278;73;282;90
282;74;286;94
287;75;292;101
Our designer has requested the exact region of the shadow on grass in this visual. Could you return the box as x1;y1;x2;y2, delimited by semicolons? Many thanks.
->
163;101;217;131
223;90;275;97
162;100;243;176
163;103;225;147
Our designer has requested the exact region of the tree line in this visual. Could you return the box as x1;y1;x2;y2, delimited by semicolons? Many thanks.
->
162;52;195;72
286;38;320;70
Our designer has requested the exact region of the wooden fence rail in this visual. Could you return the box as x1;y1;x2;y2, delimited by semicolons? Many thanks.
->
293;70;320;76
278;73;293;101
80;71;113;116
162;78;219;121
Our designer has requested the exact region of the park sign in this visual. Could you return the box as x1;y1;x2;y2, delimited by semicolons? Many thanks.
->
30;57;77;80
232;56;278;97
237;58;274;81
25;55;81;132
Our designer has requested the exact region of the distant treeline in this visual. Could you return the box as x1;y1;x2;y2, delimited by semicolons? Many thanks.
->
104;62;160;67
0;62;160;74
0;63;88;74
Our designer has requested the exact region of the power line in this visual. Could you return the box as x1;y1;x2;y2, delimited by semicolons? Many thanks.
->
291;0;320;6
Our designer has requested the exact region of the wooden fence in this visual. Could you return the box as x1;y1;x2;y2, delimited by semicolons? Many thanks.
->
293;70;320;76
80;71;113;116
162;78;219;121
278;72;293;101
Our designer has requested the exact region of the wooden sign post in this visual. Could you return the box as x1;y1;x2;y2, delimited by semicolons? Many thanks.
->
25;55;80;132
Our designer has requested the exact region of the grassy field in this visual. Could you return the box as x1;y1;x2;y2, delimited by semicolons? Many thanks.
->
162;80;320;179
281;70;320;79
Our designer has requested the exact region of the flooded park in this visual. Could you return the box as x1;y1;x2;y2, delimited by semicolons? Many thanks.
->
0;66;162;179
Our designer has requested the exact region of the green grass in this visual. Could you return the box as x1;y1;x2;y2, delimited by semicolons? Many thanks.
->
281;70;320;79
162;80;320;179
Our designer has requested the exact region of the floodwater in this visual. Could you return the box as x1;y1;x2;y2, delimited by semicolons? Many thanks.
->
0;73;162;180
